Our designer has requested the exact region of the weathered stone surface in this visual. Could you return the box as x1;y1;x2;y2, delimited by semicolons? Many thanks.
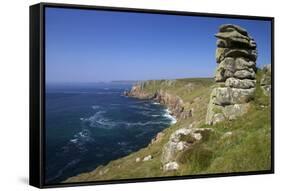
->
235;57;256;70
225;49;257;61
222;103;250;120
161;126;213;167
216;48;257;63
260;64;272;96
206;101;250;125
206;98;222;125
212;113;225;124
225;78;256;89
215;57;236;82
161;142;178;165
163;162;179;171
216;47;226;63
219;24;248;36
143;155;152;161
234;69;255;79
213;87;255;105
215;30;250;48
220;57;236;71
216;39;228;47
206;24;257;125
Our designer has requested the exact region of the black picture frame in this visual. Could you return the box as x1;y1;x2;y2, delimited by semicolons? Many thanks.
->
30;2;275;189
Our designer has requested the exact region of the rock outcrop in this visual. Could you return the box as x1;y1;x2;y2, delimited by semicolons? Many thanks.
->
125;81;192;120
161;123;213;171
206;24;257;125
260;64;271;96
124;82;154;99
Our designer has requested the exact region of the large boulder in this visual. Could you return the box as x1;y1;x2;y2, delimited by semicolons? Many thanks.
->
225;78;256;89
216;24;258;50
163;162;179;171
219;24;248;36
215;30;250;48
216;48;257;64
234;69;256;79
235;57;256;70
206;99;250;124
161;126;213;170
213;87;255;105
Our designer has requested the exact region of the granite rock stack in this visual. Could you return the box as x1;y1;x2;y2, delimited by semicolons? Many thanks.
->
206;24;257;125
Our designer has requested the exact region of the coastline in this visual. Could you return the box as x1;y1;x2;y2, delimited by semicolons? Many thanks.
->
63;78;212;183
125;89;178;125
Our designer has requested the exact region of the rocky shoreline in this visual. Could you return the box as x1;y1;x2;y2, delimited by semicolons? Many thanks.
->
124;82;192;121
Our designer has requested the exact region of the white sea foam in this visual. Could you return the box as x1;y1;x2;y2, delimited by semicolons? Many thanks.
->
152;102;160;105
81;103;176;130
129;105;151;111
91;105;100;110
125;121;168;127
82;111;117;129
69;129;94;146
163;109;177;124
151;114;160;117
70;138;78;144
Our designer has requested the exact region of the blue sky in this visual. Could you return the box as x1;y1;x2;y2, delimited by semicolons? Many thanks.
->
45;7;271;83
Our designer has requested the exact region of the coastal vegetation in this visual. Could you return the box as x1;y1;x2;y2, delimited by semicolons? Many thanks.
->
64;24;272;183
64;68;271;182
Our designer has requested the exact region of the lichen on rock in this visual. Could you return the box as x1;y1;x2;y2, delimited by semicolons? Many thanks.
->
260;64;271;96
161;124;213;171
206;24;258;125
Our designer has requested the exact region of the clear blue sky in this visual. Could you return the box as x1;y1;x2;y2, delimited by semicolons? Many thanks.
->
45;7;271;83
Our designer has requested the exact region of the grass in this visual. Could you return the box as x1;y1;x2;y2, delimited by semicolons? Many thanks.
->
64;73;271;183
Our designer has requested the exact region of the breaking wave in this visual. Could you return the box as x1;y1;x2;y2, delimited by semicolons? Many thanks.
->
163;109;177;124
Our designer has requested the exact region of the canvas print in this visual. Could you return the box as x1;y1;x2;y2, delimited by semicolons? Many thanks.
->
44;7;272;184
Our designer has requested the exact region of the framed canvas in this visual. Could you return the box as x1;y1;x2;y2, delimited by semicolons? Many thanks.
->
29;2;274;188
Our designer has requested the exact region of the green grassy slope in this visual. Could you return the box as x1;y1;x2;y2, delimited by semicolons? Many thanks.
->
64;74;271;183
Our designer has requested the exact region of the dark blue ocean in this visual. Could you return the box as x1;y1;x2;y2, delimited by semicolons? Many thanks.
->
45;83;176;183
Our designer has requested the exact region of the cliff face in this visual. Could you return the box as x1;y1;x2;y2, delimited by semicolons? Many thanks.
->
125;81;193;120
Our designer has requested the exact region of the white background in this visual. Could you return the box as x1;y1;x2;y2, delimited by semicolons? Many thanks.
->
0;0;279;190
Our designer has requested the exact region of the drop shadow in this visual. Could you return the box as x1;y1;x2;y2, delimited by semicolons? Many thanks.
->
19;176;29;185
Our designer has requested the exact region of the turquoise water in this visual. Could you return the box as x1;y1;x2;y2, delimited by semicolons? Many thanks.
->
45;83;175;183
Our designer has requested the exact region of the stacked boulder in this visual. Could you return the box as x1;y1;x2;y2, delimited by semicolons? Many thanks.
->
206;24;257;125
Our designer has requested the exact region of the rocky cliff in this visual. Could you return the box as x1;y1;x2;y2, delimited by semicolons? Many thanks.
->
125;80;195;119
206;24;258;125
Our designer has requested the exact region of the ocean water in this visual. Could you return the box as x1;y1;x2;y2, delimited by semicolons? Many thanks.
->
45;83;176;184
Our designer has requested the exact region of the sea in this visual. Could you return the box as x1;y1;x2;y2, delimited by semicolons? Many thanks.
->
45;82;176;184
